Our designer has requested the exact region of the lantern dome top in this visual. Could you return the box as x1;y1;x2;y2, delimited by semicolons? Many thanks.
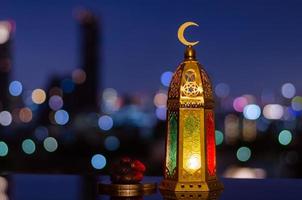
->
167;46;214;109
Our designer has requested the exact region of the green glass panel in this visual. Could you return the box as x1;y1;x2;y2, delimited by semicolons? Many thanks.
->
166;113;177;177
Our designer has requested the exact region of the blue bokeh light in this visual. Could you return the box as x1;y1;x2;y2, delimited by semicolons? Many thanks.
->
61;78;75;93
98;115;113;131
9;80;23;96
155;107;167;120
104;136;120;151
54;109;69;125
243;104;261;120
91;154;106;169
49;95;63;111
34;126;49;141
160;71;173;87
215;83;230;98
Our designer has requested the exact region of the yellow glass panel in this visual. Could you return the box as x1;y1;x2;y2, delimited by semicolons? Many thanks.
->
182;110;202;173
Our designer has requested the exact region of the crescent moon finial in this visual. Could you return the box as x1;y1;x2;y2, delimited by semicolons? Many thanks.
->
177;22;199;46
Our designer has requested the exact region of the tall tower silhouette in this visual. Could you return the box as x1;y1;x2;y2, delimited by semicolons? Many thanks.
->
73;10;100;112
0;21;13;110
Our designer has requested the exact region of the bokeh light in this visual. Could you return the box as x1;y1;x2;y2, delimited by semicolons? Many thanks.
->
43;137;58;152
32;89;46;104
0;21;10;44
233;96;248;112
223;167;266;179
215;130;224;145
155;107;167;120
72;69;86;84
102;88;119;113
49;87;63;97
54;109;69;125
263;104;284;120
19;107;33;123
243;104;261;120
261;88;275;104
291;96;302;111
236;146;252;162
278;130;292;146
9;80;23;96
215;83;230;98
0;176;8;194
0;141;8;157
0;111;12;126
281;83;296;99
153;92;167;108
160;71;173;87
49;95;63;111
98;115;113;131
61;78;75;93
91;154;106;169
103;88;118;102
224;114;240;144
34;126;49;141
22;139;36;155
242;119;257;142
104;136;120;151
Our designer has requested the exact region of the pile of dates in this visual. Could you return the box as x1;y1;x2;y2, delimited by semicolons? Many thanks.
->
110;157;146;184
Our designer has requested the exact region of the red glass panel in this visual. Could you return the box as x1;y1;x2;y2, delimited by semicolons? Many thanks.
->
206;111;216;176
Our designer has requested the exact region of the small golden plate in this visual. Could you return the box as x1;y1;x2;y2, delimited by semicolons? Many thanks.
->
98;183;157;197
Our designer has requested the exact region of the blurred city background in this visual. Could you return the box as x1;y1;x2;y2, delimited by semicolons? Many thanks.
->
0;0;302;180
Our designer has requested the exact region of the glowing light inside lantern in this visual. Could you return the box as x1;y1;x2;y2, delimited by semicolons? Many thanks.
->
186;154;201;170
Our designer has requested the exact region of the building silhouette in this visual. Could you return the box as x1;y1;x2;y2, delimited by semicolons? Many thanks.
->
72;10;100;113
0;21;13;110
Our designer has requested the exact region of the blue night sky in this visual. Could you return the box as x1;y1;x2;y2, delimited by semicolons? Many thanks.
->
1;0;302;97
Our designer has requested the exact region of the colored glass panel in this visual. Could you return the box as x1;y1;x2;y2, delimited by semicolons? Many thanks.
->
206;111;216;176
166;113;177;177
183;110;201;173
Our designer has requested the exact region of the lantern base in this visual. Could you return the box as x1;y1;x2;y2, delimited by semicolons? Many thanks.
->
160;189;222;200
159;178;223;192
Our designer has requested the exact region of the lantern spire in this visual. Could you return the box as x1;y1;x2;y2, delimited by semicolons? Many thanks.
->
184;45;196;61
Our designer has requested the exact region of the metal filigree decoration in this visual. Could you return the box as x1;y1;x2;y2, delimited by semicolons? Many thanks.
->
168;65;183;99
181;69;203;97
181;168;202;181
199;67;214;102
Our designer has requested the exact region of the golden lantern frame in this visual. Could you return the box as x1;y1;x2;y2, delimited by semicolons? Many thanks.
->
159;46;223;192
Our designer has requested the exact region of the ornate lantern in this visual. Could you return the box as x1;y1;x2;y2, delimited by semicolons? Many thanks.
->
160;22;223;192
